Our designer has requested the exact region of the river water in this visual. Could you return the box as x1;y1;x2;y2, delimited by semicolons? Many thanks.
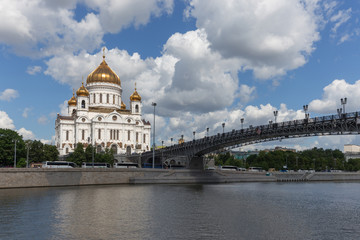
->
1;182;359;240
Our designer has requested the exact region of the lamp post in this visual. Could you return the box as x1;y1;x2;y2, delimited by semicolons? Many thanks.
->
337;108;342;117
303;105;308;119
193;131;196;140
341;98;347;114
26;141;30;168
273;110;278;123
13;139;17;168
170;137;173;146
222;123;225;134
206;127;209;137
152;102;157;168
241;118;244;130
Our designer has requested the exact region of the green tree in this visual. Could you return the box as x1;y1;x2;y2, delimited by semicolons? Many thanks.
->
85;144;94;162
28;140;44;163
43;144;59;161
0;128;25;167
67;143;86;166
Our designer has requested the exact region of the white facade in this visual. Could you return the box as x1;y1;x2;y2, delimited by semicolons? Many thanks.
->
55;55;151;156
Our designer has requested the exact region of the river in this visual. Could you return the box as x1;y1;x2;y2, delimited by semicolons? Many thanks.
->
1;182;359;240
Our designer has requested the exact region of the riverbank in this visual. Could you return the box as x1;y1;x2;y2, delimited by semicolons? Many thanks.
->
1;168;360;188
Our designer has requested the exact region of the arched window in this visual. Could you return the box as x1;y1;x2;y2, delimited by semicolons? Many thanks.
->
110;130;112;140
100;94;102;103
66;148;69;154
81;100;85;108
143;134;146;143
113;95;115;104
136;132;139;142
135;104;139;113
82;130;85;140
107;94;109;103
66;130;69;141
98;129;101;139
93;94;96;103
128;130;130;140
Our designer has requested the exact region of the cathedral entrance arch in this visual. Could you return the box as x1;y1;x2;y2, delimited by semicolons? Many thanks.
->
111;144;117;154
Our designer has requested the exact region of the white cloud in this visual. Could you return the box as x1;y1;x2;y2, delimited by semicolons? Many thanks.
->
0;89;19;101
26;66;42;75
309;79;360;114
0;111;15;129
0;0;173;57
330;8;351;33
17;127;35;140
37;115;49;125
186;0;322;79
22;107;31;118
59;100;69;116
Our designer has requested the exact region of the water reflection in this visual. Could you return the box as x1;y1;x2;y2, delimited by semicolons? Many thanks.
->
1;183;360;240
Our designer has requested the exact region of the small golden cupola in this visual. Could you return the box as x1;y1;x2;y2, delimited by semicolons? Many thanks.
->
76;82;89;97
86;48;121;86
68;89;77;106
130;83;141;102
121;101;126;110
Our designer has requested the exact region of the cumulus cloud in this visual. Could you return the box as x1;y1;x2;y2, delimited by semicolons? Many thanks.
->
0;111;15;129
309;79;360;114
0;0;173;57
186;0;322;79
17;127;35;140
26;66;42;75
0;89;19;101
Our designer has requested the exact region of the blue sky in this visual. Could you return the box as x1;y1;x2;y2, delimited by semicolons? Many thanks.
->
1;0;360;151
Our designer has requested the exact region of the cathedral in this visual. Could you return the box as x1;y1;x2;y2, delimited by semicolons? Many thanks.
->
55;50;151;156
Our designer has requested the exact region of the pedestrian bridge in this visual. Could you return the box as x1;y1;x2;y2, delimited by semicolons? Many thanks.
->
141;111;360;168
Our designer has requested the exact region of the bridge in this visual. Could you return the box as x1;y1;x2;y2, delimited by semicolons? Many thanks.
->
141;111;360;168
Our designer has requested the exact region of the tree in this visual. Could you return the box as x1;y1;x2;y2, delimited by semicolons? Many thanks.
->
67;143;86;166
28;140;44;163
0;128;25;167
85;144;94;162
43;144;59;162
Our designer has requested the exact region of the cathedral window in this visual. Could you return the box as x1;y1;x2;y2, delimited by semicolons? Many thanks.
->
128;130;130;140
136;132;139;142
82;130;85;140
110;130;112;140
135;105;139;113
100;94;102;103
66;130;69;141
66;148;69;154
107;94;109;103
81;100;86;108
98;129;101;139
93;94;96;103
143;134;146;143
117;130;119;140
113;95;115;104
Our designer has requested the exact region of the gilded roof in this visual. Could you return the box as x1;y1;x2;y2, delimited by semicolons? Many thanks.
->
68;91;77;106
76;82;89;97
130;83;141;101
86;52;121;86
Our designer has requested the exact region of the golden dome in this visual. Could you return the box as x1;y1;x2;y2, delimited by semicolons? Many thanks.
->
86;49;121;86
121;101;126;110
76;82;89;97
68;90;77;106
130;83;141;101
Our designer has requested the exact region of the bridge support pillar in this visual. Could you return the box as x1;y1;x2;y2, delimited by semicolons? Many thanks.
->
188;156;205;169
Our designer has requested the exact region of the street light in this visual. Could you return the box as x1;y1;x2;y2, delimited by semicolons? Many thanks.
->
26;141;30;168
222;123;225;134
341;98;347;114
303;105;308;119
273;110;278;123
152;102;157;168
13;139;17;168
206;127;209;137
337;108;342;117
193;131;196;140
170;137;173;146
240;118;244;130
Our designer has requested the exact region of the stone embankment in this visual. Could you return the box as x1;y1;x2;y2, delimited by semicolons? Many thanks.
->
1;169;360;189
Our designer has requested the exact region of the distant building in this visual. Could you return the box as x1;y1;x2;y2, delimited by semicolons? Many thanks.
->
263;146;296;152
55;50;151;156
344;144;360;161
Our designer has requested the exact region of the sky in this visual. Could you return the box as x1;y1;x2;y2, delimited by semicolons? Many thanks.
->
1;0;360;152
